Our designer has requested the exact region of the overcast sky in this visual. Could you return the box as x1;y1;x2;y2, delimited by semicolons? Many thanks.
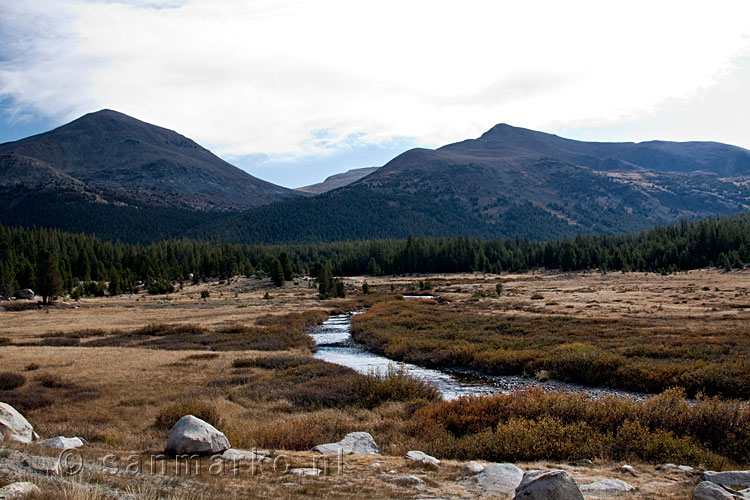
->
1;0;749;188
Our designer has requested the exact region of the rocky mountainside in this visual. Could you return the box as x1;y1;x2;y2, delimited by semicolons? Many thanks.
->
0;109;300;211
297;167;380;194
200;125;750;243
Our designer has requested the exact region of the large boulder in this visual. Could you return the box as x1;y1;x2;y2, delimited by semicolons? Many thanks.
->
474;463;524;495
165;415;230;456
15;289;34;300
312;432;379;456
514;470;584;500
0;403;35;444
694;481;744;500
40;436;86;449
0;482;42;499
405;450;440;467
702;471;750;488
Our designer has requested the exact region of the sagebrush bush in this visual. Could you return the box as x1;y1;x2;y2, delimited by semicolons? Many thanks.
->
154;400;223;430
0;372;26;390
414;387;750;466
352;300;750;398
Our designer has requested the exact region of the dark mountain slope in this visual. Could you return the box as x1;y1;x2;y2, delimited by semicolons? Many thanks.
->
0;109;300;211
199;125;750;244
297;166;380;194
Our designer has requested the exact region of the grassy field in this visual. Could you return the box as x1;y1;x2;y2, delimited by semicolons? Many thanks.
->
1;270;749;498
352;271;750;398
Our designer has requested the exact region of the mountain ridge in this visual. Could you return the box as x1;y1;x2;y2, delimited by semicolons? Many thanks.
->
0;109;301;211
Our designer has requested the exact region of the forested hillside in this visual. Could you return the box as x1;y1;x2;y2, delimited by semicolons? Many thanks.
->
1;213;748;300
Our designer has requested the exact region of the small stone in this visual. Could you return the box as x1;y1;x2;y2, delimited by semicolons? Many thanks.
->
40;436;86;449
289;468;321;476
462;461;485;474
222;448;266;462
389;475;426;489
580;478;635;494
405;450;440;467
312;432;379;456
621;465;637;477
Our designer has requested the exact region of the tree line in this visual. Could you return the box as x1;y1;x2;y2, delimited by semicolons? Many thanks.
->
1;213;748;301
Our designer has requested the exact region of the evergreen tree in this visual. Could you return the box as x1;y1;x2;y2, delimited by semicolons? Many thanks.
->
279;252;293;281
270;257;285;287
317;263;335;298
36;249;63;304
367;257;381;276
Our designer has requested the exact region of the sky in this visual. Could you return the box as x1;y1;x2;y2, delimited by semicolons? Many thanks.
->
1;1;749;188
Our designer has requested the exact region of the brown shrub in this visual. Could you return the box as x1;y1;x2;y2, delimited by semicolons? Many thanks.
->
37;374;73;389
0;372;26;390
41;337;80;346
0;389;53;411
154;400;223;431
414;388;750;465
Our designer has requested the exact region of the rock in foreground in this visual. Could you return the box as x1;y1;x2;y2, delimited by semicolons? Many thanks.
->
0;482;42;499
0;403;35;444
474;463;524;495
40;436;86;449
514;470;584;500
693;481;744;500
312;432;379;456
165;415;230;456
405;450;440;467
702;471;750;488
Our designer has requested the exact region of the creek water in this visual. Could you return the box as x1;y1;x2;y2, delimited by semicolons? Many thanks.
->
310;310;645;401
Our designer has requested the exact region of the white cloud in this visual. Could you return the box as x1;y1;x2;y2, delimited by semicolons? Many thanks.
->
2;0;750;167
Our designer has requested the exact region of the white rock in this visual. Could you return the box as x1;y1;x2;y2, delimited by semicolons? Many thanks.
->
462;461;485;474
289;468;321;476
0;403;35;444
703;471;750;488
580;478;635;493
694;481;743;500
40;436;86;449
0;482;42;499
513;469;584;500
621;465;637;477
389;475;425;489
475;463;524;495
222;448;266;462
165;415;230;456
405;450;440;467
312;432;379;456
15;289;34;300
679;465;696;473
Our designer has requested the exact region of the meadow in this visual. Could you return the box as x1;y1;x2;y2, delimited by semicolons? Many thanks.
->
1;270;749;498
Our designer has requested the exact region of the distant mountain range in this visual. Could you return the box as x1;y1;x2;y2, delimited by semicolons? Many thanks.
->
297;167;379;194
2;111;749;243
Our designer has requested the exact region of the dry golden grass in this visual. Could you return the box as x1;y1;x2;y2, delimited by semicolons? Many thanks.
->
2;269;748;498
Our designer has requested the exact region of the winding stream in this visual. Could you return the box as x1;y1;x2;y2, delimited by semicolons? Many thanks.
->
311;310;646;401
